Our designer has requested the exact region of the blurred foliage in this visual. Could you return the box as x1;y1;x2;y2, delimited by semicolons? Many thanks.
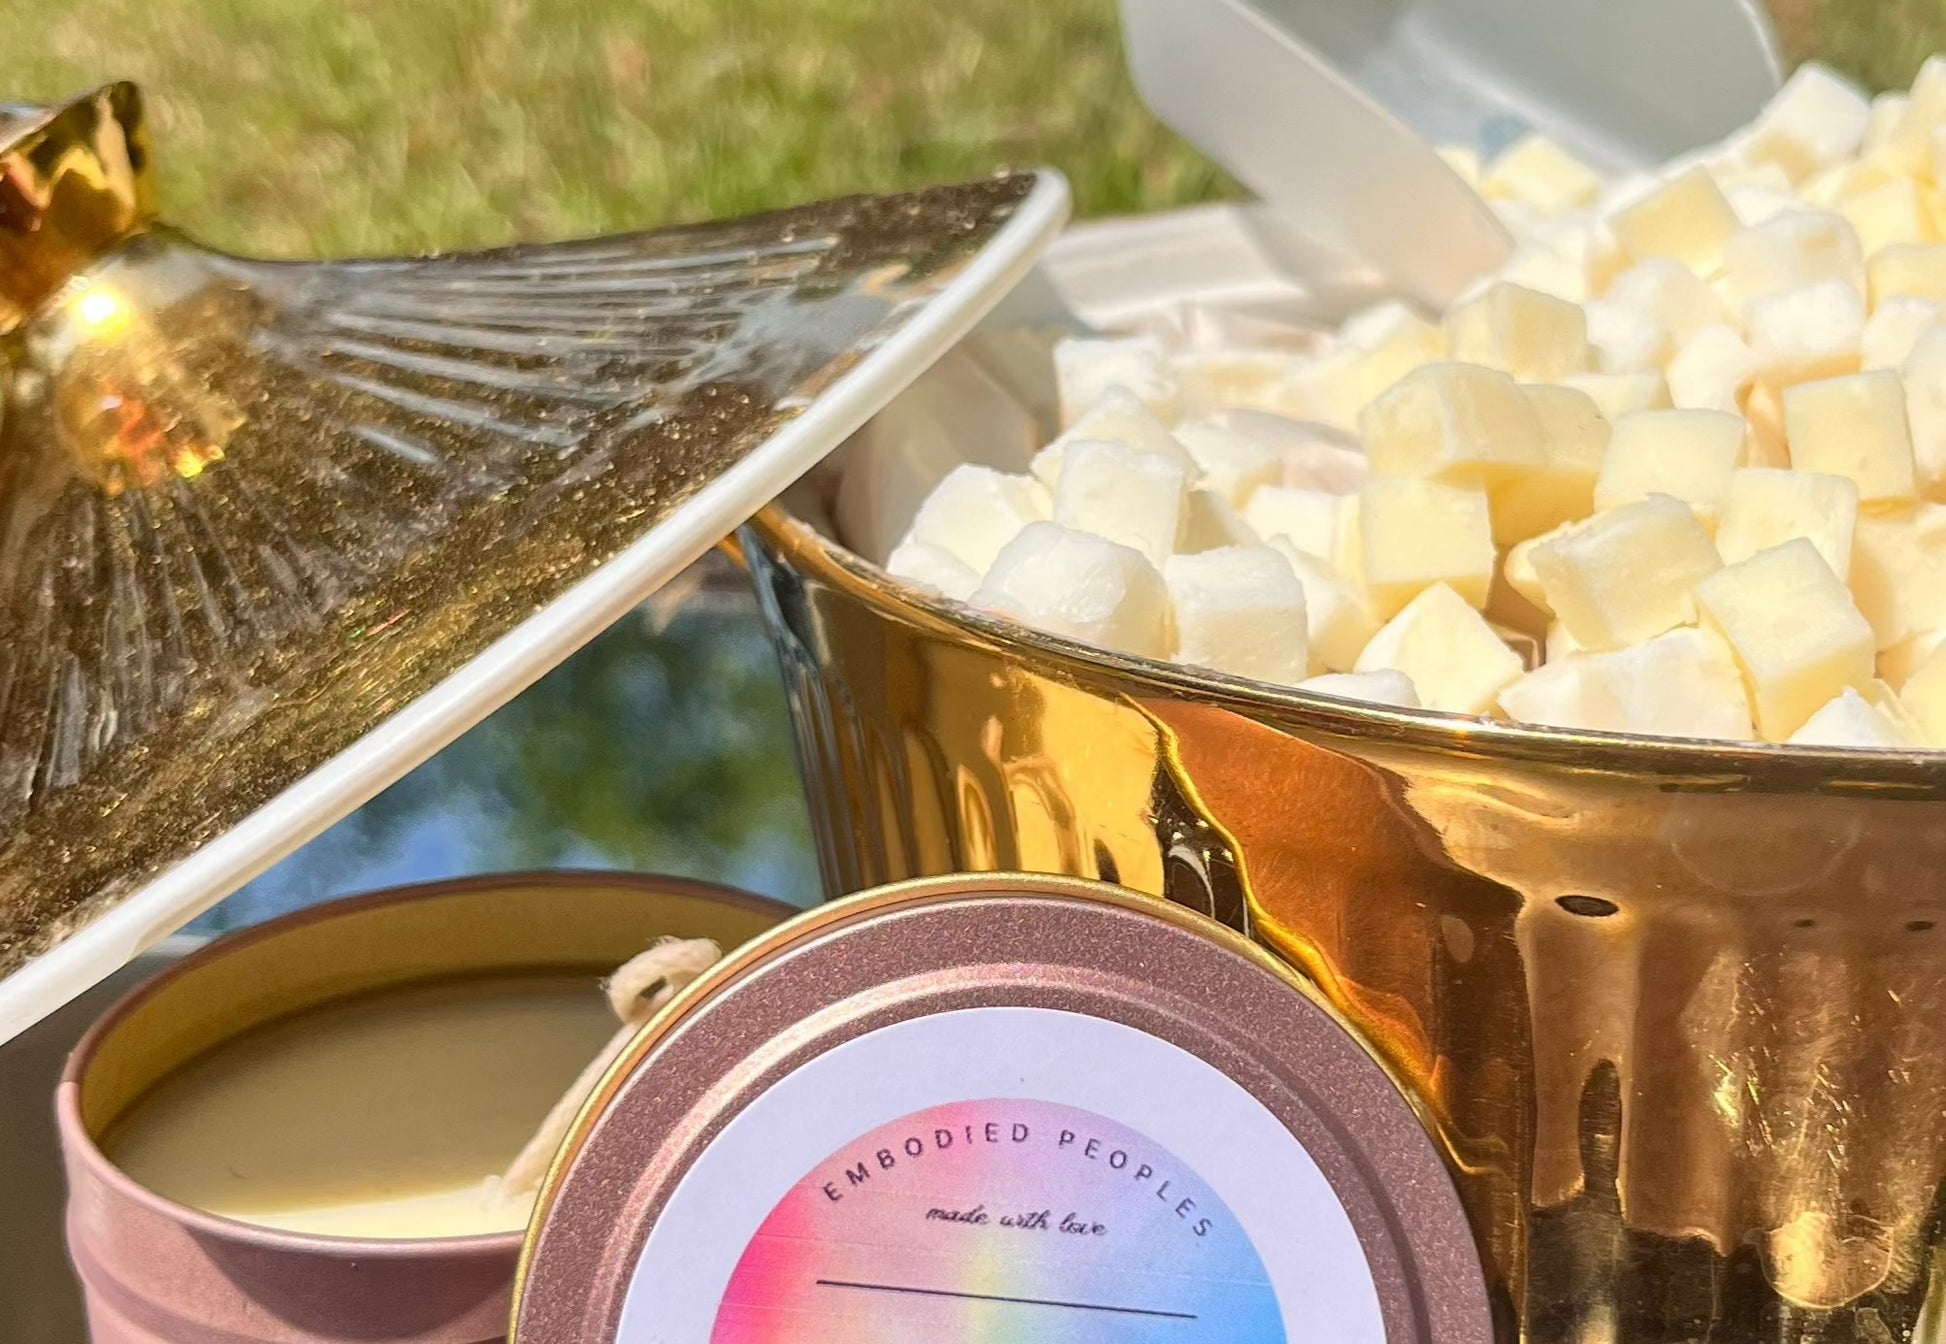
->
1779;0;1946;92
203;578;820;928
2;0;1931;263
3;0;1232;258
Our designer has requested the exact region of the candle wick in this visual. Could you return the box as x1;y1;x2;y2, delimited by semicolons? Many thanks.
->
492;937;723;1205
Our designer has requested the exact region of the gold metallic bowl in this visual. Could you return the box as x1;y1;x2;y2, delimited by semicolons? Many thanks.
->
743;504;1946;1344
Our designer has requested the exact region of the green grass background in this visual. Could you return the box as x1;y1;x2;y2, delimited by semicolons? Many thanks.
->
0;0;1938;258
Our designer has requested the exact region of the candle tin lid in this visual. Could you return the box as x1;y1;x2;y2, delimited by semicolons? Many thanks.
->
0;83;1068;1042
513;873;1492;1344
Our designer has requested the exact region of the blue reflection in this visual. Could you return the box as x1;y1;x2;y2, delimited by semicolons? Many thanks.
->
192;561;819;933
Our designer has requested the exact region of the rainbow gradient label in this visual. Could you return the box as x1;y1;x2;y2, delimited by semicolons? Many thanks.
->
616;1007;1383;1342
708;1098;1285;1342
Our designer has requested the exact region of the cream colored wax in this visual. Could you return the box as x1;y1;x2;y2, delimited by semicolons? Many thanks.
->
106;974;616;1240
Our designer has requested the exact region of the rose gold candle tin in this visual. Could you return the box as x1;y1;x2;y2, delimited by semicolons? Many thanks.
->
58;872;792;1344
512;873;1492;1344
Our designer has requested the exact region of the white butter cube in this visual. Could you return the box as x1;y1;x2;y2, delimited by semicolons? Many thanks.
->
1586;219;1634;295
1357;362;1545;485
1358;478;1496;616
1269;541;1380;673
1534;211;1603;262
1273;312;1446;430
1883;56;1946;174
1583;299;1669;373
974;522;1171;659
1530;495;1722;650
1052;439;1190;567
1610;168;1741;276
1501;628;1753;740
1563;371;1673;419
1172;420;1283;506
1897;640;1946;743
1498;656;1623;732
1594;409;1747;521
1299;669;1421;709
1746;280;1866;388
833;349;1042;564
1728;184;1809;228
1604;259;1729;343
1493;384;1609;544
1869;244;1946;307
1801;156;1904;210
1850;504;1946;648
1861;296;1941;369
1599;172;1658;221
1503;522;1567;615
1742;380;1791;468
1482;134;1604;215
1164;546;1310;686
1882;630;1946;687
1715;467;1859;579
1352;583;1522;714
1635;646;1770;724
1280;439;1371;494
1490;198;1544;240
1499;242;1590;303
886;539;981;602
1444;282;1591;381
1866;93;1911;155
1173;349;1299;418
1710;160;1795;195
1199;409;1367;494
1898;326;1946;490
1054;336;1180;426
1546;621;1583;661
1695;538;1876;740
1721;211;1866;313
1179;488;1261;553
1667;324;1759;412
1840;179;1938;256
1245;485;1350;561
1341;300;1429;350
1741;62;1874;180
1783;369;1917;508
1787;687;1919;747
1328;496;1366;590
905;465;1052;574
1031;388;1194;489
1862;676;1927;738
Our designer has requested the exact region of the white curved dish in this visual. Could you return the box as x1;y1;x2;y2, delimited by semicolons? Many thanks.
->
0;171;1072;1044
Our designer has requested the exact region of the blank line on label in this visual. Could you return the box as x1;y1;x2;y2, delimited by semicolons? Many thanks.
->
813;1278;1198;1320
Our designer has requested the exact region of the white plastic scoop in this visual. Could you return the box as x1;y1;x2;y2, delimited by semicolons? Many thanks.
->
1121;0;1784;312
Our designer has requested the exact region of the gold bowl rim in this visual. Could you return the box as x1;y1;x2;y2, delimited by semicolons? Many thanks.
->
750;505;1946;795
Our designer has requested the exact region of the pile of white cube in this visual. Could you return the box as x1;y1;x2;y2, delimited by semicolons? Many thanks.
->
887;58;1946;750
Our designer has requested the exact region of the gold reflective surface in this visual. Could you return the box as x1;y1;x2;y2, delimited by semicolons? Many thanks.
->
0;83;1038;979
0;83;152;334
748;505;1946;1343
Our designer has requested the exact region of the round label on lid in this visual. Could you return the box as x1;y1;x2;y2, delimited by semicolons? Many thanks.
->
622;1007;1380;1342
513;877;1491;1344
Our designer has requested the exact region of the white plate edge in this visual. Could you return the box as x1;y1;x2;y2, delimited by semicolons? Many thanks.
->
0;170;1073;1044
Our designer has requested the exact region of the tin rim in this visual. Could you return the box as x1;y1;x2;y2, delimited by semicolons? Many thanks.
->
59;869;795;1261
513;871;1493;1343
